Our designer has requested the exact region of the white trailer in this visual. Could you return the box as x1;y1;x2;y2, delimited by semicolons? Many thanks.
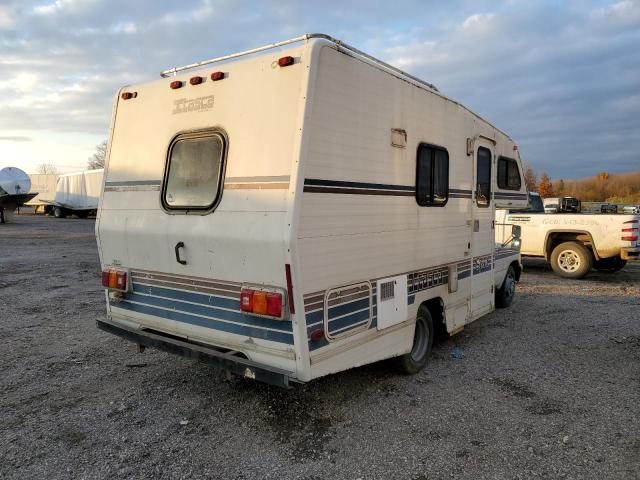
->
25;173;58;213
96;34;528;387
46;169;104;218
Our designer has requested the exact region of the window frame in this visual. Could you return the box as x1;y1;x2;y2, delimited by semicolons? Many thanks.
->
475;146;492;208
161;128;228;215
415;142;449;207
497;156;522;191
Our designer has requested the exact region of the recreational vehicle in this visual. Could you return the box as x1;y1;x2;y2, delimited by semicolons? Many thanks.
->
96;34;528;387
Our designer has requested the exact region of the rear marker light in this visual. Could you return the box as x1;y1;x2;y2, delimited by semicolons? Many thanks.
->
253;291;268;315
622;236;638;241
170;80;183;89
310;329;325;342
189;76;203;85
285;264;295;314
210;71;224;81
121;91;136;100
266;292;283;318
278;56;294;67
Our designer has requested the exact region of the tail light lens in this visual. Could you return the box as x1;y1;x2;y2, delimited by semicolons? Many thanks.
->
240;287;284;319
101;269;128;292
622;221;638;242
278;56;294;67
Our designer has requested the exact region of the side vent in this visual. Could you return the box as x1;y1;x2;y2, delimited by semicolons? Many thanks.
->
380;281;395;301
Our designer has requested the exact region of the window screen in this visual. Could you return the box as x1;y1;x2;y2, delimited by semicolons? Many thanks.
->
497;157;521;191
476;147;492;207
163;132;225;211
416;144;449;207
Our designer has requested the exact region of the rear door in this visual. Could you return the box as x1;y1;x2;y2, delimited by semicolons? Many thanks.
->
470;139;495;318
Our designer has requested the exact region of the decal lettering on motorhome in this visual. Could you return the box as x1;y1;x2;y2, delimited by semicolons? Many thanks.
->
408;266;449;294
172;95;215;114
473;254;493;275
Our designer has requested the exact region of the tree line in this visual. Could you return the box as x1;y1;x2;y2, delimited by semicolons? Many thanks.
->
523;165;640;204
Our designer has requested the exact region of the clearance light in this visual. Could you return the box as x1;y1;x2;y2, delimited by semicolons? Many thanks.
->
210;71;224;81
189;76;203;85
121;92;136;100
278;56;294;67
170;80;183;89
240;287;284;319
310;329;325;341
101;269;128;291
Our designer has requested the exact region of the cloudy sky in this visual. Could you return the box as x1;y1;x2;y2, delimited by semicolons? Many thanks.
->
0;0;638;179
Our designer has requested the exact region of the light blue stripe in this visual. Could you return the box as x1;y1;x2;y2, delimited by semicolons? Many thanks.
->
133;283;240;311
111;300;294;344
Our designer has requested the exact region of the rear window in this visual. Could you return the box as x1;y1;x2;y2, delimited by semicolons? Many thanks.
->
162;131;226;212
497;156;521;191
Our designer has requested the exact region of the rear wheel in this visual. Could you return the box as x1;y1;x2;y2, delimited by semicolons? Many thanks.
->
396;306;433;375
76;211;90;219
496;265;517;308
550;241;593;279
53;207;66;218
594;256;627;272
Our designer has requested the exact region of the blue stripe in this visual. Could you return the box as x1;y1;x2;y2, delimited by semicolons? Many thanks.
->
457;270;471;280
111;301;294;344
473;265;492;275
328;297;370;320
326;309;371;335
133;282;239;310
305;178;415;192
125;291;292;332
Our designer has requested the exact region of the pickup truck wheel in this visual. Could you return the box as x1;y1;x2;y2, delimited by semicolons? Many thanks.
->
395;306;433;375
496;265;517;308
594;256;627;272
53;207;66;219
551;241;593;279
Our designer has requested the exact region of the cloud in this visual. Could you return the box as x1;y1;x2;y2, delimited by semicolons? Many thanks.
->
0;136;32;142
1;0;639;178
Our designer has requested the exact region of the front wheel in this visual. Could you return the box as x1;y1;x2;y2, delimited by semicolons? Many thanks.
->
396;307;433;375
496;265;517;308
550;241;593;279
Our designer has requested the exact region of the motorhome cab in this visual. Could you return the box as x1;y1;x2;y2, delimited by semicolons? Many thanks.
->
96;34;528;387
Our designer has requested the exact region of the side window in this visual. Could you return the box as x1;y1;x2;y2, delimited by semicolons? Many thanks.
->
416;144;449;207
476;147;492;207
497;156;521;191
162;130;226;212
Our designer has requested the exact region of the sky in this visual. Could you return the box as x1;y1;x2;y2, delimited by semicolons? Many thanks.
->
0;0;638;179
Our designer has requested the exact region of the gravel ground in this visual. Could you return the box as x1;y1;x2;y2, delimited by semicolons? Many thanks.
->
1;215;639;480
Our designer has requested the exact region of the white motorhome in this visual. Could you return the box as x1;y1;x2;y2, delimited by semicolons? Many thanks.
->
96;34;528;387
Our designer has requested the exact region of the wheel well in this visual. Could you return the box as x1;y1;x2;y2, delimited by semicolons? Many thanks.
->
545;231;598;260
419;297;447;341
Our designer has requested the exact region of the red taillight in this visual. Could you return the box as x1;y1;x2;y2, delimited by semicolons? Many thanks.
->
622;235;638;241
278;56;294;67
240;289;254;312
267;292;283;317
189;76;203;85
622;221;638;241
240;287;284;318
210;71;224;81
121;91;136;100
170;80;182;89
101;269;128;291
310;329;325;341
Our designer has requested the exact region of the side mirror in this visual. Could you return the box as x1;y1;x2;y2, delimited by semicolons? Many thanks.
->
511;225;521;239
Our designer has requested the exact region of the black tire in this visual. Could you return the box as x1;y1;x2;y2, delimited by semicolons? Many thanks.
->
594;256;627;272
550;241;593;279
53;207;66;218
76;211;90;219
396;306;434;375
496;265;517;308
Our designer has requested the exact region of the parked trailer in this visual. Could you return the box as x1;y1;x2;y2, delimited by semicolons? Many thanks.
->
25;173;58;213
96;34;528;387
45;169;104;218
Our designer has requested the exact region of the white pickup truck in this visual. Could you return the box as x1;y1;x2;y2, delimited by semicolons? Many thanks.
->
496;193;639;278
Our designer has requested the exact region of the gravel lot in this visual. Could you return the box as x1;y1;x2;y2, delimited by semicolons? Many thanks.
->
2;215;639;479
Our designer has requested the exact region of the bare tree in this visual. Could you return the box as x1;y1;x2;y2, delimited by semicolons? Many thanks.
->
36;163;59;175
87;140;108;169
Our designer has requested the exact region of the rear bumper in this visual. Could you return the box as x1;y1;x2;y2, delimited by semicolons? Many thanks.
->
97;319;295;388
621;247;640;261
